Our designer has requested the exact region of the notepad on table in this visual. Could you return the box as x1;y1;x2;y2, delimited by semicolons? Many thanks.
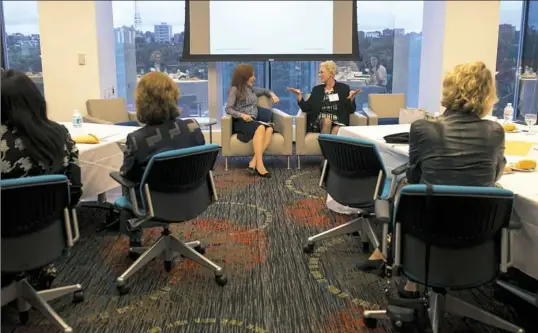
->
73;134;100;144
505;141;533;156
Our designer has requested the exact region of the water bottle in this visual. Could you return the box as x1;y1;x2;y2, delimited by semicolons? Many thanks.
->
72;109;83;128
503;103;514;123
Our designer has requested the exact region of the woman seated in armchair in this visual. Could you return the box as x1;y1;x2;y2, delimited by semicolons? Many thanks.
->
120;72;205;258
225;64;280;178
288;60;362;135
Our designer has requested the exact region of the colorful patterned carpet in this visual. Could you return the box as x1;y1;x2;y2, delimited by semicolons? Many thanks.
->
2;157;536;333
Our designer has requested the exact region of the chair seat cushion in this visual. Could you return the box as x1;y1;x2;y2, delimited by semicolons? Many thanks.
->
301;132;322;155
228;133;286;156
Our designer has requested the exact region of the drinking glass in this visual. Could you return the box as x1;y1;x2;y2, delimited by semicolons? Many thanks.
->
524;113;537;134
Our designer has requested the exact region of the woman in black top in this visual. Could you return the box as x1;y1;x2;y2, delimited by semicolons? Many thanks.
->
1;69;83;289
120;72;205;258
288;61;362;134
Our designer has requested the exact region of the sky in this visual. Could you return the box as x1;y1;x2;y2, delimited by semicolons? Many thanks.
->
3;0;526;35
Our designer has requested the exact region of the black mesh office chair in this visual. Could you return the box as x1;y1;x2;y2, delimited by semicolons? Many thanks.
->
1;175;84;333
110;144;226;295
363;185;525;333
303;134;406;259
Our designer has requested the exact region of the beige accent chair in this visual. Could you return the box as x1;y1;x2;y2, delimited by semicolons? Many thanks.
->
221;96;293;171
361;93;406;126
295;94;368;169
84;98;138;125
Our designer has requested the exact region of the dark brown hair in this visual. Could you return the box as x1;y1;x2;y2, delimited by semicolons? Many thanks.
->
135;72;180;125
230;64;254;100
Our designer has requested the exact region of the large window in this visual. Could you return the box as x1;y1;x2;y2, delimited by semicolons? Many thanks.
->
494;0;525;119
2;0;44;94
112;1;209;116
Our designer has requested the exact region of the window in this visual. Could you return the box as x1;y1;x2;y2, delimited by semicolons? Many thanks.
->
2;0;44;94
112;1;209;116
494;0;524;119
519;0;538;119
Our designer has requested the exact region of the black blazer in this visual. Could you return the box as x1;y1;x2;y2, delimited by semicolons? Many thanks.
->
407;109;506;186
120;118;205;182
298;81;356;128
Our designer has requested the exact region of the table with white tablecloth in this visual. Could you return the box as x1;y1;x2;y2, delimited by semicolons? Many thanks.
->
61;122;139;199
329;124;538;280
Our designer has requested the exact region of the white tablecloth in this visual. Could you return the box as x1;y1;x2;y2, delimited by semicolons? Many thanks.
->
329;124;538;280
60;122;139;199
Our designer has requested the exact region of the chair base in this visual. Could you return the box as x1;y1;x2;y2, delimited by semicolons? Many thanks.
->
224;156;290;171
303;216;379;253
497;280;538;307
116;231;226;294
363;290;525;333
1;278;83;333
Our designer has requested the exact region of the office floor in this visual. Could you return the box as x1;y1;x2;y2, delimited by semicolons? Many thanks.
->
2;157;536;333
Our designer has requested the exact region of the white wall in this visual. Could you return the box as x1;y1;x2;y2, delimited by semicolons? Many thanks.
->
418;1;501;114
38;1;117;122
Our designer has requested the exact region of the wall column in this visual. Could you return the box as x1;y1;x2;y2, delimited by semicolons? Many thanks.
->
418;1;501;114
38;1;117;121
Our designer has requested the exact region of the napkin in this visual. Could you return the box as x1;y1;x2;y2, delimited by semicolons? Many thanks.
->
73;134;100;144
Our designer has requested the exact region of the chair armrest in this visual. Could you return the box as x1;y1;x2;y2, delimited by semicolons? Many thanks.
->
362;107;379;126
109;171;137;188
392;163;408;176
272;108;293;155
350;112;368;126
83;115;113;125
221;115;233;155
374;199;391;224
295;111;307;149
128;112;138;122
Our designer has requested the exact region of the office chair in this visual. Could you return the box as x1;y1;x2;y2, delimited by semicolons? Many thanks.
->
1;175;84;333
110;144;226;295
303;134;407;260
363;185;525;333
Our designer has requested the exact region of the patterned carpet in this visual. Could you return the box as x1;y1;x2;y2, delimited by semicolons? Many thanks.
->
2;156;536;333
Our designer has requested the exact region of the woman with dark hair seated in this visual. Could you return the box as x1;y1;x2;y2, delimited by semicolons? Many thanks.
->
225;63;280;178
120;72;205;258
358;61;505;299
1;69;83;289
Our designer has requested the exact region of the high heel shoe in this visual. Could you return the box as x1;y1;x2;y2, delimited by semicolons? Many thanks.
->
256;168;271;178
247;166;256;175
397;281;420;299
356;259;386;276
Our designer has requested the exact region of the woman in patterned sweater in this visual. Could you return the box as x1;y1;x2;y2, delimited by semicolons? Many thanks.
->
1;69;82;289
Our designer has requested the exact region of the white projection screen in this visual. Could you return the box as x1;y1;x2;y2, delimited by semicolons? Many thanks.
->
182;0;360;61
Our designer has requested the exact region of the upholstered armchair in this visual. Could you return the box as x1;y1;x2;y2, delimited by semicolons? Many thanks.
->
221;95;293;171
85;98;139;126
295;94;368;169
361;93;406;126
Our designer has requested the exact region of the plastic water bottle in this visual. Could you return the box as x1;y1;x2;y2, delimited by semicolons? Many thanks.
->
503;103;514;123
72;109;83;128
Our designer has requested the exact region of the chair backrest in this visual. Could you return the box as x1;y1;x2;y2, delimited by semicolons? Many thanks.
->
396;185;514;290
318;134;386;208
369;93;406;119
139;144;220;222
1;175;71;273
86;98;129;123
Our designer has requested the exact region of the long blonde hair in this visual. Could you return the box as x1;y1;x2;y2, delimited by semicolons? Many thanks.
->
441;61;498;118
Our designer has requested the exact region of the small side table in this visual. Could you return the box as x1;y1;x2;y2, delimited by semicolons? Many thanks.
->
181;117;218;143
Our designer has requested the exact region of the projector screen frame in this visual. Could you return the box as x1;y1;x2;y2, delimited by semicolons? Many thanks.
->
182;0;361;62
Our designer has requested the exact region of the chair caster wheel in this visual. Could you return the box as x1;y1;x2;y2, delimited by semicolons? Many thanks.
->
73;290;84;303
164;260;173;272
362;241;370;252
117;284;130;296
19;311;29;324
363;317;378;329
303;243;314;254
194;245;206;255
215;275;228;286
